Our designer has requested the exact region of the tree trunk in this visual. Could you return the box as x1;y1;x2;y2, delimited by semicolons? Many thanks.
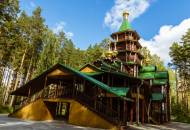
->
9;48;27;107
25;56;33;84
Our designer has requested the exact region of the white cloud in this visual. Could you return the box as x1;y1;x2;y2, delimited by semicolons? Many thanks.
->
52;21;74;39
52;22;66;34
65;32;74;39
30;1;36;8
140;18;190;63
104;0;150;31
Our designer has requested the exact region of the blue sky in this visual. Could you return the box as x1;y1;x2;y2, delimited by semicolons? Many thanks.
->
19;0;190;63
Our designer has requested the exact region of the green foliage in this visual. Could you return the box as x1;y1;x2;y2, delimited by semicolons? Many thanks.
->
140;47;165;71
0;105;13;114
169;28;190;122
171;97;190;123
0;0;19;65
170;29;190;79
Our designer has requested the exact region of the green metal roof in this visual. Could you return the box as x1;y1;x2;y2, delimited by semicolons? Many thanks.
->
151;93;164;101
110;87;129;97
127;61;135;65
11;63;133;102
101;61;118;71
82;72;104;76
154;71;168;79
138;72;155;79
153;79;168;85
67;66;133;101
140;66;157;73
119;19;132;31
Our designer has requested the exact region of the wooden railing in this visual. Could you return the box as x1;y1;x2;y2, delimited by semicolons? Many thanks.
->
73;89;119;124
45;88;120;124
15;87;120;125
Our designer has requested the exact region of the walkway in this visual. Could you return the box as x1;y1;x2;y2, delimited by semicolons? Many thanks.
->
1;114;190;130
0;114;105;130
128;122;190;130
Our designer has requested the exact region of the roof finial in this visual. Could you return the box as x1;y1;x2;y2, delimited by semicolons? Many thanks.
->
123;10;129;20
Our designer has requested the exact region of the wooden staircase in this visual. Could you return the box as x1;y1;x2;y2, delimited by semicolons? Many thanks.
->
12;87;121;126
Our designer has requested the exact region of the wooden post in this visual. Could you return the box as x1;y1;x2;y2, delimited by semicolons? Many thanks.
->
107;74;110;86
28;86;31;98
142;99;145;125
124;100;128;124
118;98;120;122
124;100;126;123
111;76;113;86
165;85;168;122
42;76;47;98
130;103;134;125
136;87;140;125
147;100;151;123
73;76;76;96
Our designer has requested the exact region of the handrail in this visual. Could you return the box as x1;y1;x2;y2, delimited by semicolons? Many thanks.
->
74;90;119;124
15;86;120;124
44;87;120;124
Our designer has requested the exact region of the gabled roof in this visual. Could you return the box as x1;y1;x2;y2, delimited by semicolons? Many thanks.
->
11;63;133;101
79;64;102;72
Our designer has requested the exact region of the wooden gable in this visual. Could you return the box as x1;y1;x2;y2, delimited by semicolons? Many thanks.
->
80;64;101;73
48;68;71;77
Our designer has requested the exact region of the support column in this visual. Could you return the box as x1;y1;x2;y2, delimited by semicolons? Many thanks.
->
124;101;128;124
130;103;134;125
136;87;140;125
142;99;145;125
117;98;121;123
42;76;47;98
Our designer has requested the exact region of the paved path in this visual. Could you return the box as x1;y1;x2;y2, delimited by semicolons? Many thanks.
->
1;114;190;130
128;122;190;130
0;114;105;130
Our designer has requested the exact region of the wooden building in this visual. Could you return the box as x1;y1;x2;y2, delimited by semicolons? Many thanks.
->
9;11;170;129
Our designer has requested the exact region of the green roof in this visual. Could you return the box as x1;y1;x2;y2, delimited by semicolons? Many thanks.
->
82;72;104;76
67;66;132;101
101;61;118;71
138;72;155;79
127;61;135;65
151;93;164;101
153;79;168;85
154;71;168;79
110;87;129;97
12;63;133;101
119;19;132;31
140;66;157;73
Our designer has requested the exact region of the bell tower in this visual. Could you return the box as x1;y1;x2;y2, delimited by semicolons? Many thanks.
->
109;11;143;77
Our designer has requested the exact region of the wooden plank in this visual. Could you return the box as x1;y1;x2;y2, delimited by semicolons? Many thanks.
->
131;93;144;99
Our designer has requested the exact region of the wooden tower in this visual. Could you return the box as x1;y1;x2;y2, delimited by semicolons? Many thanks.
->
109;11;143;77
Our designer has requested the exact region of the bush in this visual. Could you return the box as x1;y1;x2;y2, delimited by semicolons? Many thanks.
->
171;97;190;123
0;105;13;114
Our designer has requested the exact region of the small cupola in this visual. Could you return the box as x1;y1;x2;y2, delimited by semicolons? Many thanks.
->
119;10;132;31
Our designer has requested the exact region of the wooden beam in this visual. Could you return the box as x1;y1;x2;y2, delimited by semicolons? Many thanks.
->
42;76;47;98
131;93;144;99
142;99;145;125
136;87;140;125
118;98;120;121
130;103;134;125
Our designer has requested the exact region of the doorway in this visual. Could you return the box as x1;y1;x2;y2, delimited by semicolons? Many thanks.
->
44;101;70;121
